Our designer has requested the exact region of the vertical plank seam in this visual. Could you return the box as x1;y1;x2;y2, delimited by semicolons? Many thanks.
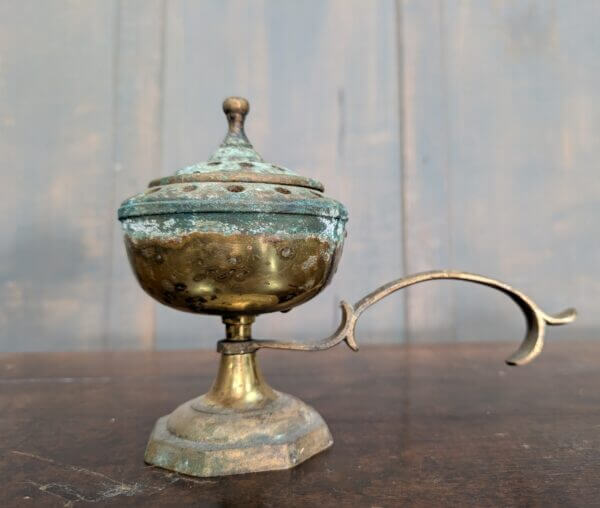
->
438;0;457;342
395;0;410;345
102;0;122;350
149;0;169;350
395;0;414;422
158;0;168;178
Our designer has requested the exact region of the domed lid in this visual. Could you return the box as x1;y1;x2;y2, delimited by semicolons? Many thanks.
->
149;97;324;191
118;97;347;221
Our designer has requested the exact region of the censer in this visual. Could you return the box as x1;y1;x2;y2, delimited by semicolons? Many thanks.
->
118;97;576;477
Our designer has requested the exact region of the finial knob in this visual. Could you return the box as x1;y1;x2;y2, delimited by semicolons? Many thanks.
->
223;97;249;134
223;97;249;116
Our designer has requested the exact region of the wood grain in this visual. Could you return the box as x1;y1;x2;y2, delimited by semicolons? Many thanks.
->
0;1;594;351
446;0;600;343
106;0;166;349
0;1;117;351
1;341;599;506
398;0;457;342
399;0;599;343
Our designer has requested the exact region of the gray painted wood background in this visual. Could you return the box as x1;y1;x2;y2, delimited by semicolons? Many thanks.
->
1;0;596;352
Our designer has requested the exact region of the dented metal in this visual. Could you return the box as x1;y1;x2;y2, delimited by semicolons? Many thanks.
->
119;97;346;477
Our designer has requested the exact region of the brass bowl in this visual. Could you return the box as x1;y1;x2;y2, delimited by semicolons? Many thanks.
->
122;211;345;315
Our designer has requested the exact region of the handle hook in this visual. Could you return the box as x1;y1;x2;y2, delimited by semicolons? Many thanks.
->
218;270;576;366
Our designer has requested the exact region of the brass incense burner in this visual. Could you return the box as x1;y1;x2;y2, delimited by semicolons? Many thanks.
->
118;97;576;477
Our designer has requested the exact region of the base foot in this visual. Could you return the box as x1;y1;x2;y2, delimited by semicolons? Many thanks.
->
144;391;333;477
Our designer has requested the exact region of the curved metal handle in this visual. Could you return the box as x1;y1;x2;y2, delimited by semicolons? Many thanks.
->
219;270;576;366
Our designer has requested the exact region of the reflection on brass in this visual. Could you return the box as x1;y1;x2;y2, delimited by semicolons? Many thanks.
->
125;231;340;315
200;352;276;410
119;97;577;477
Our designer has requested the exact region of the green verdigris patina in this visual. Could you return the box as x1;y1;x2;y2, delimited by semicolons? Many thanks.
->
117;97;348;476
118;96;347;260
118;183;346;239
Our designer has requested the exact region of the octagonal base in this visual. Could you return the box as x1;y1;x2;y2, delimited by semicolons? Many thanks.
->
144;391;333;477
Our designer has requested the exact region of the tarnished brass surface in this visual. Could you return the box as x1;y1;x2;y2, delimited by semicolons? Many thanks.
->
145;96;324;192
196;352;277;412
125;231;341;315
222;96;249;132
148;170;325;191
219;270;576;366
144;316;333;477
121;97;348;476
145;397;333;477
120;97;577;478
224;315;255;340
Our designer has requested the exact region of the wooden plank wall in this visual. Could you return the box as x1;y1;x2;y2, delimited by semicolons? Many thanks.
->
401;0;599;344
0;0;595;352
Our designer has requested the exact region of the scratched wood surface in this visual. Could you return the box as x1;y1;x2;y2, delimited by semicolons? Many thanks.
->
2;341;600;506
0;0;596;351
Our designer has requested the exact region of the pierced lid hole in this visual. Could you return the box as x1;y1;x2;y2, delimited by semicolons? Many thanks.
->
275;187;292;195
239;162;254;168
207;161;221;166
226;185;245;193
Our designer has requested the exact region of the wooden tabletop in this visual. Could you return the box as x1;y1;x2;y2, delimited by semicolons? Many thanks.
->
2;341;599;507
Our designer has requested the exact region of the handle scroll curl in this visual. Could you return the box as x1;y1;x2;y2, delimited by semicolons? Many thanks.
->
219;271;576;366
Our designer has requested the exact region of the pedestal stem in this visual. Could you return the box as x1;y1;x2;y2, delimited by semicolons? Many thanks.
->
223;315;255;340
204;315;275;410
145;314;333;476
